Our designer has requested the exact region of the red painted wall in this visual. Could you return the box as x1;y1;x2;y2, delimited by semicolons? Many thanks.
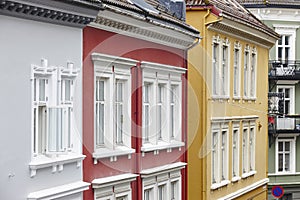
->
83;26;187;200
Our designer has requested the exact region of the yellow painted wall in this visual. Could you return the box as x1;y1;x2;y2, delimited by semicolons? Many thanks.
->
187;9;269;200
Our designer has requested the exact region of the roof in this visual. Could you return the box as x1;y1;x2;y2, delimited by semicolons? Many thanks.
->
101;0;200;36
236;0;300;8
186;0;278;39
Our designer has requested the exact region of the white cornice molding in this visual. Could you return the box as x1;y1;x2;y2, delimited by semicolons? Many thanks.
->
249;8;300;22
27;181;90;200
141;61;186;74
273;24;300;29
89;9;198;50
140;162;187;178
218;178;269;200
92;173;138;189
208;19;277;49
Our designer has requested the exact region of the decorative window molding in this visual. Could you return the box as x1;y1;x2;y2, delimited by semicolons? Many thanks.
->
27;181;90;200
273;24;299;61
233;42;241;99
243;45;257;100
275;136;296;174
141;61;186;153
30;59;81;177
92;173;138;200
211;121;230;189
242;120;257;179
232;122;240;182
141;162;185;200
92;53;137;163
212;36;230;99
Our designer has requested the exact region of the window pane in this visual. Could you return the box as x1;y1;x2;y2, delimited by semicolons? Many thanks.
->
278;47;282;61
221;131;226;180
285;36;290;45
285;153;290;171
278;153;283;171
233;130;238;176
285;89;290;98
278;36;283;45
116;104;123;144
158;185;165;200
96;103;104;146
279;142;283;151
285;48;289;61
285;100;290;114
212;132;218;183
48;108;64;152
144;105;149;142
171;181;178;200
39;79;46;101
64;80;71;101
285;142;290;151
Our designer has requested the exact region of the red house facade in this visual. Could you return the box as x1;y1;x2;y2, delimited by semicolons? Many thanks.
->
82;1;200;199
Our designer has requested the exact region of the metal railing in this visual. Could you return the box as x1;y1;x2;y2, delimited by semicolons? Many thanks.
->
269;60;300;78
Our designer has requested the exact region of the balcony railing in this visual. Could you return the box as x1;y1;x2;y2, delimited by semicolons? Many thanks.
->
269;115;300;134
269;60;300;80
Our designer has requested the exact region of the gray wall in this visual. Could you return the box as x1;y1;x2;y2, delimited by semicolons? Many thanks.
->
0;15;83;199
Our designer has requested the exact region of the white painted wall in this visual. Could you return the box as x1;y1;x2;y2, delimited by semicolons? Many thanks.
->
0;15;83;199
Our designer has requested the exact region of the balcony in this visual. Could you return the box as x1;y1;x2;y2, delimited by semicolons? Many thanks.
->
269;115;300;134
269;60;300;80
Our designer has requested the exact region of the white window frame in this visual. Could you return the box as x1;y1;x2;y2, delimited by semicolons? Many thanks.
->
273;24;298;61
211;121;230;190
275;136;296;174
92;53;137;162
141;163;184;200
141;61;185;153
233;42;241;99
92;173;137;200
277;85;295;115
232;123;240;182
242;120;257;179
250;48;257;99
212;36;230;99
30;59;82;177
243;45;250;98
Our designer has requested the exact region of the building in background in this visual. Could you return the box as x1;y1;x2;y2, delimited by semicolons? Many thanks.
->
0;0;100;199
186;0;278;199
82;0;199;200
238;1;300;199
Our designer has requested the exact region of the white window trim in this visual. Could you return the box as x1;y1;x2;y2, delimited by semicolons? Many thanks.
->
141;61;186;153
276;85;295;114
92;173;138;200
233;42;241;99
211;121;230;189
249;47;257;99
27;181;90;200
141;162;185;200
30;59;82;177
273;24;299;61
241;120;257;179
92;53;137;162
212;36;230;99
275;136;296;174
232;123;240;182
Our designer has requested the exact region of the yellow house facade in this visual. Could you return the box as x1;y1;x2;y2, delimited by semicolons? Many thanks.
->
186;0;279;199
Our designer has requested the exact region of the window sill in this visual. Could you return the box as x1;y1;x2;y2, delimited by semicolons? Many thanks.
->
241;171;256;179
141;141;184;153
211;180;230;190
243;97;256;101
93;146;135;164
212;95;230;101
231;176;241;183
29;153;85;177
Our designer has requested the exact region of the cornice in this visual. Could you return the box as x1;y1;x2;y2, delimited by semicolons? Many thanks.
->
248;7;300;22
89;4;199;50
0;0;98;27
208;18;278;49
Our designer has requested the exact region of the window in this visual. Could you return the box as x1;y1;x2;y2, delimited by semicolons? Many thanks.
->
212;36;230;98
32;60;78;156
141;61;185;152
232;127;240;180
142;165;183;200
274;25;298;61
211;122;229;189
277;86;295;130
92;173;136;200
276;137;296;174
242;120;256;178
92;53;137;160
244;46;250;98
277;35;291;62
212;39;220;96
250;49;257;98
233;42;241;98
